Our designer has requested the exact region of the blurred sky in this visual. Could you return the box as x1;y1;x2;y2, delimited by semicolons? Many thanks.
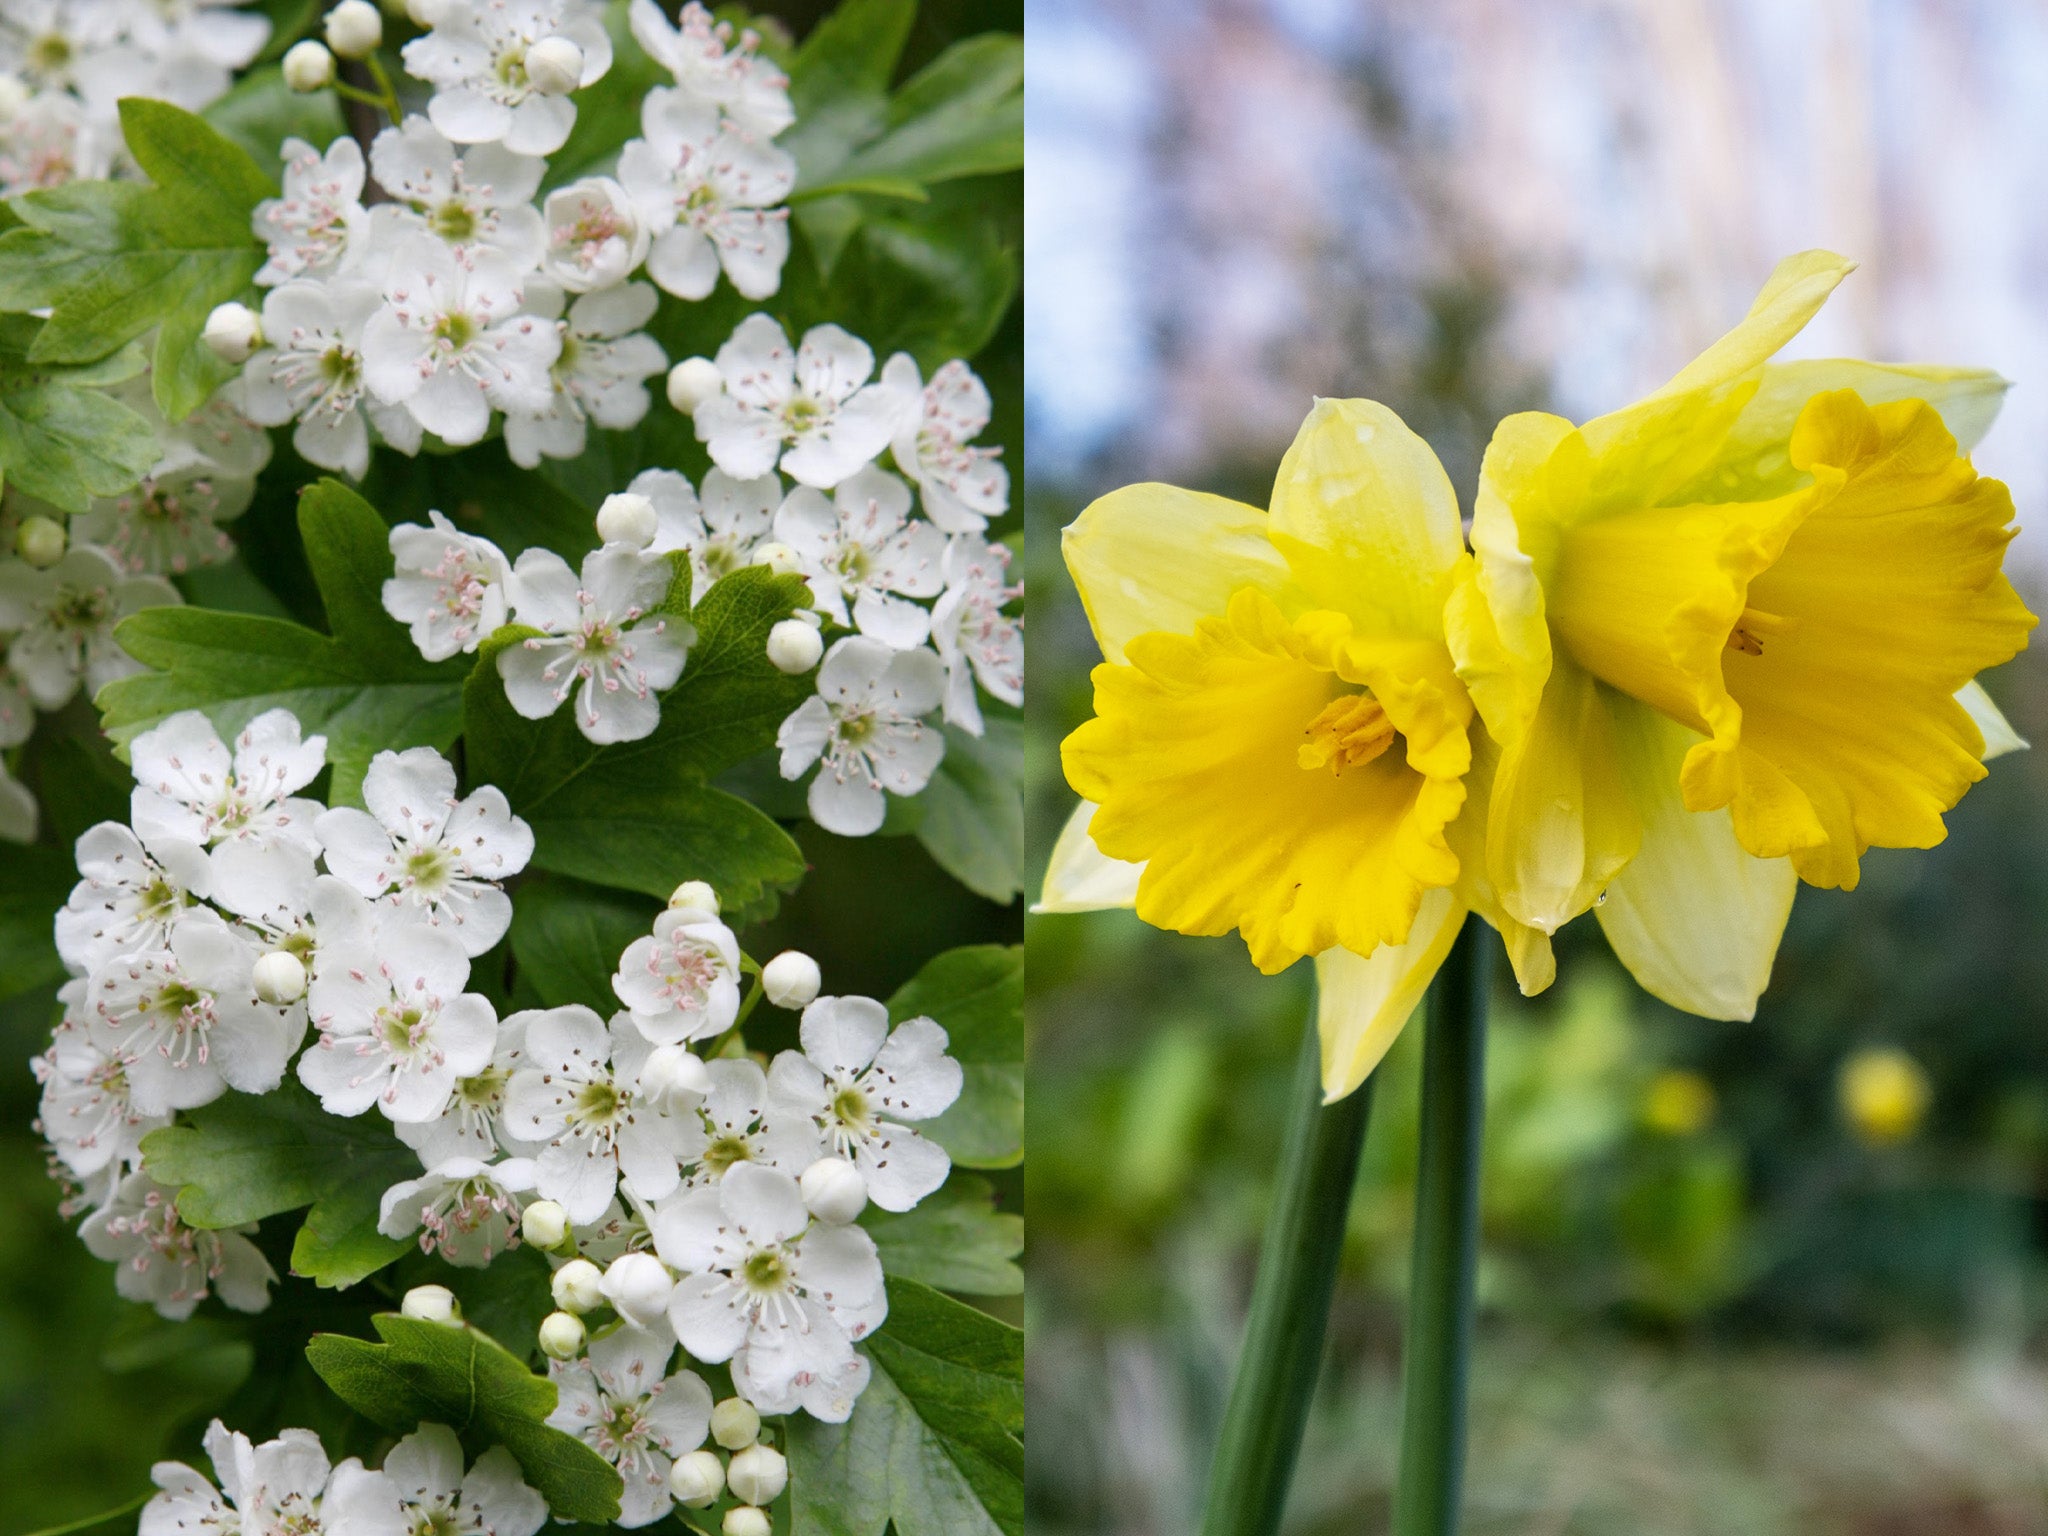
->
1025;0;2048;561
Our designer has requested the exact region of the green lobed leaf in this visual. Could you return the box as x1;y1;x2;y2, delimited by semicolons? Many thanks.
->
886;944;1022;1170
98;479;469;806
507;873;660;1014
201;63;348;164
0;99;271;420
915;718;1025;905
306;1314;624;1521
137;1082;417;1286
0;315;161;512
862;1174;1022;1296
788;1278;1022;1536
805;36;1022;195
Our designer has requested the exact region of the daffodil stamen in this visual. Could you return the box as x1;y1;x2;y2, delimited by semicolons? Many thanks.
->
1725;606;1796;657
1298;692;1398;773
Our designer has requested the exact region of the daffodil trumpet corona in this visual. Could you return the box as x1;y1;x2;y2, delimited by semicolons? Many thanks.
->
1046;250;2033;1107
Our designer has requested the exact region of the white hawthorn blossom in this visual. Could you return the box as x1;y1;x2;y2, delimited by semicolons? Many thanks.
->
402;0;613;157
618;86;793;301
34;1014;171;1181
368;117;549;272
379;1426;548;1536
693;315;900;489
503;1005;705;1222
0;546;177;709
688;1056;821;1186
242;277;425;480
254;135;370;285
316;746;534;956
382;511;513;661
547;1322;713;1528
773;466;946;648
880;354;1010;533
363;237;559;447
82;1173;276;1321
498;543;690;744
503;280;668;469
933;532;1023;734
55;820;212;977
541;176;651;292
776;636;945;836
71;447;246;576
142;1421;405;1536
0;91;108;196
378;1155;536;1266
652;1161;883;1421
395;1010;535;1166
627;0;792;138
637;466;778;598
769;994;960;1211
611;900;742;1045
299;917;499;1122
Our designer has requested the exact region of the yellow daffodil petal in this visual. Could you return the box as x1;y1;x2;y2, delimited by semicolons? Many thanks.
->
1649;250;1858;402
1062;482;1297;664
1063;589;1468;974
1957;680;2028;761
1034;800;1142;913
1685;391;2038;887
1446;732;1556;997
1267;397;1466;635
1315;887;1467;1101
1595;699;1795;1020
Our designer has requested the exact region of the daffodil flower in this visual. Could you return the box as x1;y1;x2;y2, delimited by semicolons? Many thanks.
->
1052;398;1552;1098
1450;249;2036;1019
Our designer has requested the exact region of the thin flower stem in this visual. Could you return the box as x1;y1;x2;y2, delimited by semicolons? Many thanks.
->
332;79;390;111
1196;985;1375;1536
17;1492;152;1536
363;52;405;124
1392;916;1492;1536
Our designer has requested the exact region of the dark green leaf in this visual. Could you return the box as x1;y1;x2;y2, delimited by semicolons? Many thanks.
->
806;36;1021;195
0;842;73;1000
0;315;160;512
862;1174;1022;1296
306;1314;624;1521
508;874;659;1013
886;944;1022;1170
782;0;915;193
359;437;602;561
98;479;468;806
202;64;348;164
915;719;1024;905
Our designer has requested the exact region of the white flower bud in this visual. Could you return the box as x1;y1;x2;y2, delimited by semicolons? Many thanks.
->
521;1199;569;1249
202;301;263;364
710;1395;761;1450
800;1155;867;1224
762;949;821;1009
669;1449;726;1508
403;0;448;25
538;1309;585;1359
551;1257;604;1314
251;951;307;1006
400;1284;459;1323
15;515;65;569
282;39;336;91
752;541;802;577
668;880;719;915
666;355;723;413
639;1044;711;1110
723;1508;772;1536
596;491;659;550
0;75;31;120
525;34;586;95
727;1445;787;1507
600;1251;674;1329
323;0;383;57
766;618;823;674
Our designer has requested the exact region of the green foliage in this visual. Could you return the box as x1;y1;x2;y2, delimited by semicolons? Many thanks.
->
863;1174;1022;1296
913;717;1025;905
508;873;661;1013
0;317;160;512
306;1314;624;1521
0;99;270;420
99;479;469;806
887;944;1022;1170
0;843;73;1000
202;64;348;163
789;1278;1023;1536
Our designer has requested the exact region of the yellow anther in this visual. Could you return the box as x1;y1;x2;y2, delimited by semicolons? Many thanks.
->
1726;605;1797;657
1299;693;1397;774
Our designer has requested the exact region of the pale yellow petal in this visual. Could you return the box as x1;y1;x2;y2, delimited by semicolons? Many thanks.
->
1444;730;1556;997
1597;698;1794;1021
1316;887;1467;1101
1957;680;2028;761
1062;483;1297;664
1266;397;1465;637
1649;250;1858;402
1034;800;1142;913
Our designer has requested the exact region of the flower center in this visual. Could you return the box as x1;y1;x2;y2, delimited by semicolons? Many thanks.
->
458;1064;508;1107
380;1003;431;1054
743;1249;790;1292
571;1079;622;1126
434;311;477;350
702;1133;752;1175
413;1505;461;1536
406;845;454;892
1298;693;1396;775
831;1083;874;1134
1726;605;1796;658
138;877;183;922
320;344;360;388
431;199;477;242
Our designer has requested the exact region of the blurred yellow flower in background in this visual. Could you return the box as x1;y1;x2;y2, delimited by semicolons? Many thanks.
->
1839;1047;1932;1146
1642;1068;1718;1137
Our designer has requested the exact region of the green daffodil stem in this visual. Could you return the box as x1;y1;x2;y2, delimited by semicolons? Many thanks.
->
1197;987;1375;1536
1392;917;1493;1536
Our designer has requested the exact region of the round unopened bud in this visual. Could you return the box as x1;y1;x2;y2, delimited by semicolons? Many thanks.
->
323;0;383;57
669;879;719;915
551;1257;604;1314
752;541;802;577
800;1155;867;1225
600;1251;675;1329
596;491;658;549
727;1444;787;1507
525;34;586;95
521;1198;569;1249
723;1508;772;1536
251;950;308;1006
403;0;448;25
538;1309;586;1359
0;75;31;120
15;515;65;569
766;618;823;674
639;1043;711;1110
400;1284;459;1323
711;1395;761;1450
282;39;336;91
762;949;821;1009
666;355;723;413
669;1449;725;1508
202;301;263;364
